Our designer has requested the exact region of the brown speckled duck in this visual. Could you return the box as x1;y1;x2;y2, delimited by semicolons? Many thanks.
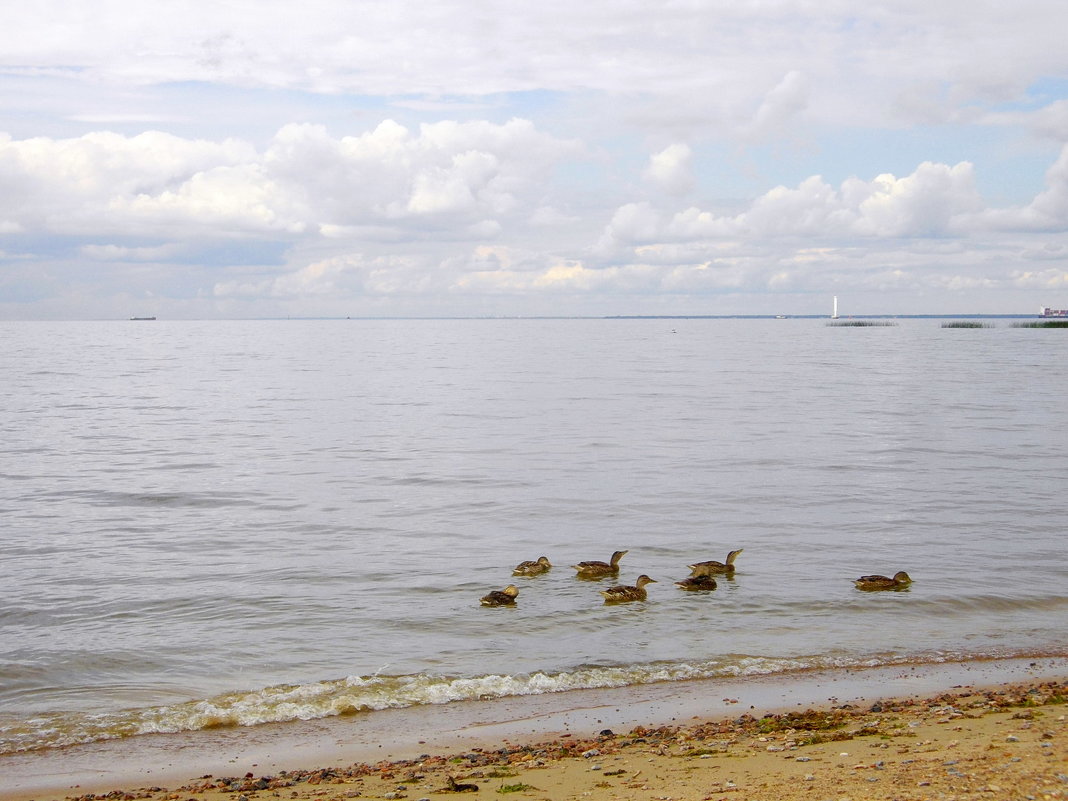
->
688;548;743;576
854;571;912;591
572;549;628;578
675;574;717;591
512;556;552;576
600;575;657;603
480;584;520;606
444;775;479;792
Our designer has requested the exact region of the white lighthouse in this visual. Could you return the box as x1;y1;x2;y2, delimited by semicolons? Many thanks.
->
832;295;839;319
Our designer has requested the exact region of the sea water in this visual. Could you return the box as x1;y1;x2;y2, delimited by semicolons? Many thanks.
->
1;317;1066;754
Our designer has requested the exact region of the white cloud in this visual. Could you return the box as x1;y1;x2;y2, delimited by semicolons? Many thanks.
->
7;2;1068;132
0;119;578;241
744;71;810;141
640;161;985;242
5;2;1068;316
80;243;182;261
643;143;694;195
0;130;256;233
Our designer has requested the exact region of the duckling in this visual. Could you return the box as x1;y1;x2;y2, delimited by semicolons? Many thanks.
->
688;548;743;576
854;571;912;591
572;549;628;578
480;584;519;606
512;555;552;576
444;775;479;792
600;574;657;603
675;574;717;591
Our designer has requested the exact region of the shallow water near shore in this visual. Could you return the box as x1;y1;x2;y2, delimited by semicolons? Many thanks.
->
3;656;1066;798
2;318;1067;756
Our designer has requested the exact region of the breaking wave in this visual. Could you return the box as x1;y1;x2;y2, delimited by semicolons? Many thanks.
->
3;647;1057;755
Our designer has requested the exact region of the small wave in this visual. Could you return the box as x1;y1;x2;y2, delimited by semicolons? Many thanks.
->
4;647;1063;755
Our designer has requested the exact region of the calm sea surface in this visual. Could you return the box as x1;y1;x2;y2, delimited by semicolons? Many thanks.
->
1;318;1066;754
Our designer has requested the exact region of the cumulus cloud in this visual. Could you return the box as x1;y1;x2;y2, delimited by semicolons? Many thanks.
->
0;119;577;241
0;130;255;233
643;143;694;195
612;160;988;244
5;0;1068;317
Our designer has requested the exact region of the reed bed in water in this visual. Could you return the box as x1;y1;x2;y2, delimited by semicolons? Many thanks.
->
826;320;898;327
1012;319;1068;328
941;320;995;328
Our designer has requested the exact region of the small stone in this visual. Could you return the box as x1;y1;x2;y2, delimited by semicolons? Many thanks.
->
1006;735;1020;742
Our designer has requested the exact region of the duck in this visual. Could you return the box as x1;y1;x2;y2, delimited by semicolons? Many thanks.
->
600;575;657;603
512;556;552;576
480;584;520;606
688;548;744;576
444;775;479;792
675;574;717;591
572;549;628;578
853;571;912;591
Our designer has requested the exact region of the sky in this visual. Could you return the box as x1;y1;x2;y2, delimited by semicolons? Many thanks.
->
3;1;1068;319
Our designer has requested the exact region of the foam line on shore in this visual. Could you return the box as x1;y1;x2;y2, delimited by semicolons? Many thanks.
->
2;655;1065;800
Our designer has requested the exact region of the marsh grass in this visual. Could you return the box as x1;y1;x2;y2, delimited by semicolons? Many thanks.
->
1012;320;1068;328
941;321;994;328
827;320;898;327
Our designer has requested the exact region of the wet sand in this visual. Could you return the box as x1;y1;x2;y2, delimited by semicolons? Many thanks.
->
2;656;1065;801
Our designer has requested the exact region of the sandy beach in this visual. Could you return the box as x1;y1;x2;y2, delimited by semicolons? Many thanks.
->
2;658;1065;801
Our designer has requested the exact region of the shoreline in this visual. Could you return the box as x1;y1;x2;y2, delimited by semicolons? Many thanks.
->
2;655;1065;801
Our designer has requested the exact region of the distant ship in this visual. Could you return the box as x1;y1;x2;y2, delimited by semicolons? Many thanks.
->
129;316;156;321
1040;307;1068;318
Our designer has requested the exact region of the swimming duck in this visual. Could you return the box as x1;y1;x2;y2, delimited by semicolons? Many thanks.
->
480;584;520;606
572;549;628;578
512;556;552;576
688;548;743;576
675;574;717;591
600;574;657;603
853;571;912;591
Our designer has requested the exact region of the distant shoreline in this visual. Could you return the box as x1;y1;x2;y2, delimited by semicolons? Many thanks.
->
3;313;1053;321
